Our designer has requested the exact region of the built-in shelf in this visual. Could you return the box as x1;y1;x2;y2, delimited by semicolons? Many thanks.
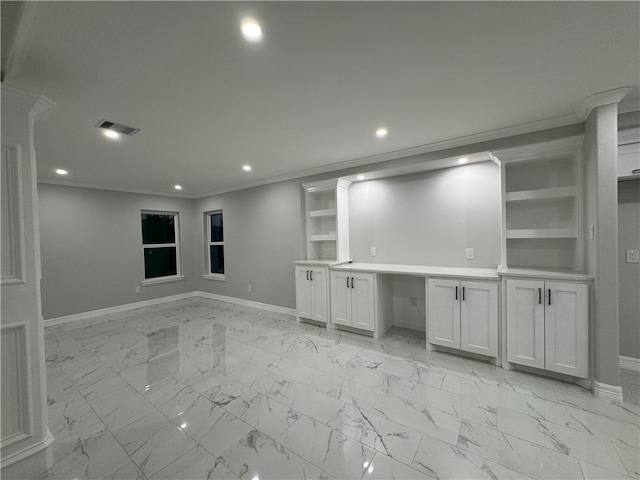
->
506;228;578;239
497;137;583;271
505;186;577;202
309;234;337;242
309;208;336;218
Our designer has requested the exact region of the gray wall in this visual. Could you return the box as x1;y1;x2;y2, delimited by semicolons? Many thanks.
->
349;162;501;267
38;184;198;319
194;180;304;310
618;179;640;359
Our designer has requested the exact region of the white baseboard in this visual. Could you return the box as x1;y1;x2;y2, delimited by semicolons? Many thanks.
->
620;355;640;373
195;291;296;316
44;291;295;328
0;429;54;478
44;292;200;327
593;380;624;404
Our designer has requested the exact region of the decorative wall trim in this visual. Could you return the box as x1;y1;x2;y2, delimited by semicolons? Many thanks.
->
593;380;624;404
1;145;26;285
0;323;30;446
43;291;296;328
43;292;200;327
577;87;632;121
195;291;297;316
0;428;53;472
620;355;640;373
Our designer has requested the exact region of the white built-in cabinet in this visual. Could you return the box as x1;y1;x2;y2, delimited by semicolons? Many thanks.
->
295;265;329;324
427;278;498;357
496;137;583;271
506;278;588;378
302;178;351;261
331;271;376;332
618;128;640;181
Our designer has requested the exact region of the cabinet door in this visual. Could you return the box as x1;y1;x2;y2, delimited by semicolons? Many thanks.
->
350;273;375;332
544;282;588;378
460;281;498;357
309;268;328;323
427;279;461;349
506;279;545;369
295;267;312;319
331;271;351;326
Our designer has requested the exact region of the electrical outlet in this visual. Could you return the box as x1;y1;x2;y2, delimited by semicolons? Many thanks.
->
248;284;252;292
466;248;474;260
627;249;640;263
135;286;141;294
370;246;377;257
410;297;417;307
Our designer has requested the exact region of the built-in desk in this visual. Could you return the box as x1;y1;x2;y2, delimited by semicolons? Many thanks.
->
331;263;498;279
329;263;501;358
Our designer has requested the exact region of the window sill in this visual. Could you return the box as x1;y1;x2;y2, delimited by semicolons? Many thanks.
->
142;275;185;286
202;274;226;282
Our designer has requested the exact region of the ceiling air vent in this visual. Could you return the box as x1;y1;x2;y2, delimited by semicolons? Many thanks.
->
95;119;140;136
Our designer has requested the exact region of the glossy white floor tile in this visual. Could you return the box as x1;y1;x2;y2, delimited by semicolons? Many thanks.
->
43;298;639;479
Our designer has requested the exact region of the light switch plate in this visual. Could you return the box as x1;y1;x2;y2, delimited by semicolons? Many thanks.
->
626;249;640;263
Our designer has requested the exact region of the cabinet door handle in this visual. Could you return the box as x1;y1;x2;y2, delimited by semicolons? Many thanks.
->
455;286;458;300
351;277;354;288
347;277;350;289
548;289;551;306
310;271;313;281
538;288;542;304
462;286;466;301
306;270;309;280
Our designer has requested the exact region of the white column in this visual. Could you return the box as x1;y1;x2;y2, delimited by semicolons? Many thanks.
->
1;84;56;479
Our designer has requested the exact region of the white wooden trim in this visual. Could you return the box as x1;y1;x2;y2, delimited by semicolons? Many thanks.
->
196;291;296;316
1;145;27;285
141;210;182;281
141;275;185;286
0;323;30;446
43;291;295;328
620;355;640;373
0;428;53;472
593;380;624;404
202;274;226;281
577;87;632;121
43;292;200;327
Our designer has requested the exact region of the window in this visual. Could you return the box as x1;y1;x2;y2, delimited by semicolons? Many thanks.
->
205;210;224;280
141;211;182;283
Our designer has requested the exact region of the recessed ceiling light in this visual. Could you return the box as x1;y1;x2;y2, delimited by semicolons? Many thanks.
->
376;127;388;138
55;169;68;175
357;175;365;180
174;185;183;190
243;165;252;172
457;157;469;164
104;130;120;140
241;18;263;42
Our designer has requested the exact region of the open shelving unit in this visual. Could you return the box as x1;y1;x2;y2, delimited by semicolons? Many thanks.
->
496;137;583;271
302;178;351;261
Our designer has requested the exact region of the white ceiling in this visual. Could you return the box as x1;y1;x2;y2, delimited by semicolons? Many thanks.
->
2;1;639;198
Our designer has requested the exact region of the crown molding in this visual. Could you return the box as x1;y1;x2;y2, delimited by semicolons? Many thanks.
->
1;84;55;120
2;2;40;82
577;87;632;120
193;112;583;198
37;178;193;200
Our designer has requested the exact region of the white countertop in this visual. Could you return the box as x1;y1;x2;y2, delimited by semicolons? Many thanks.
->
293;259;352;267
497;266;593;282
330;262;500;280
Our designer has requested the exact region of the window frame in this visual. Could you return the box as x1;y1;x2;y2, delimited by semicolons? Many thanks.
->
203;210;225;281
141;210;184;285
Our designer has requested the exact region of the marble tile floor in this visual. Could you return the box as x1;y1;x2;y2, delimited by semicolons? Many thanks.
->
41;298;639;480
